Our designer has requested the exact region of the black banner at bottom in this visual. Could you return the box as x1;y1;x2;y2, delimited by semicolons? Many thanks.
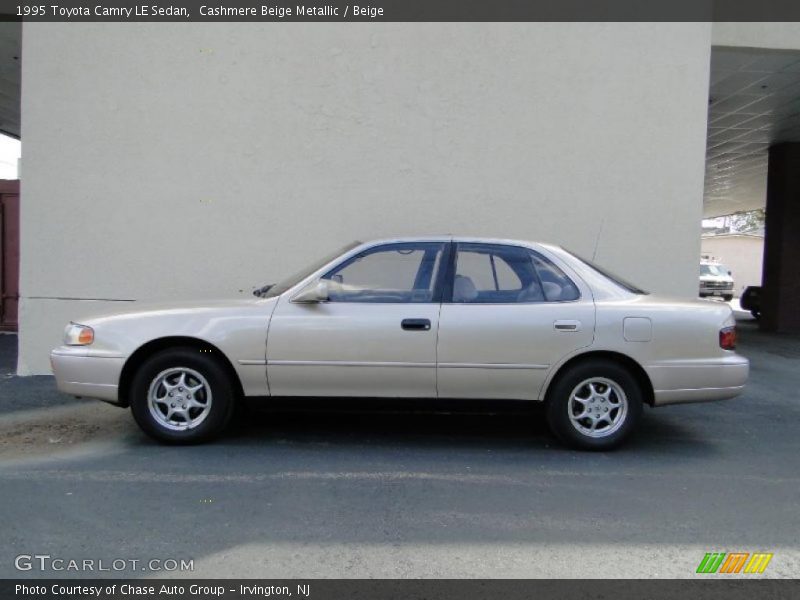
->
3;579;799;600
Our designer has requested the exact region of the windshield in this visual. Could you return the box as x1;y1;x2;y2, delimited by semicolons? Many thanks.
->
700;264;730;277
256;241;362;298
566;250;648;295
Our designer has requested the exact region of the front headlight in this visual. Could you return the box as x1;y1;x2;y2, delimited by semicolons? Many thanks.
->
64;322;94;346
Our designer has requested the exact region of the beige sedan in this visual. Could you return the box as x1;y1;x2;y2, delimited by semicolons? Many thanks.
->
50;237;748;449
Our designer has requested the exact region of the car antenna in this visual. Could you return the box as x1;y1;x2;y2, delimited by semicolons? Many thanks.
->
592;217;606;261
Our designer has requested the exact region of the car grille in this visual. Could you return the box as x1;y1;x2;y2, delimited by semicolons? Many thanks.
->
702;281;733;290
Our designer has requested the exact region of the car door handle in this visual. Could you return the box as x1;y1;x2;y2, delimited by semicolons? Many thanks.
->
554;320;581;332
401;318;431;331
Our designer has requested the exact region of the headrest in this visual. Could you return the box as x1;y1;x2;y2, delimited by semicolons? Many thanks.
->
542;281;562;301
453;275;479;302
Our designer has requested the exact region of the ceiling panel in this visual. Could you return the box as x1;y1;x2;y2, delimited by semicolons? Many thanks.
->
705;47;800;217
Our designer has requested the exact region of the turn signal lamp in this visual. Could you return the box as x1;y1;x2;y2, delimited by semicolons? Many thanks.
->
64;323;94;346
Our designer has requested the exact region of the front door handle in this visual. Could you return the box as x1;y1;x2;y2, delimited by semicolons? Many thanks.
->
401;318;431;331
554;320;581;332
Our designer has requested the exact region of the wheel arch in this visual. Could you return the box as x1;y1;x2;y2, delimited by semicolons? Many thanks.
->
118;336;244;408
543;350;655;407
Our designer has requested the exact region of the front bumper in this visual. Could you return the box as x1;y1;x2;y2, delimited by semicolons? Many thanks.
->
50;347;126;405
699;289;733;297
646;354;749;406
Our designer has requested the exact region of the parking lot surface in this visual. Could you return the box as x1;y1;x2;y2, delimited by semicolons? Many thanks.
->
0;314;798;578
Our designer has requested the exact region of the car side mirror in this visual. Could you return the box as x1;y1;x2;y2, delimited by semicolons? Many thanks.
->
292;280;330;303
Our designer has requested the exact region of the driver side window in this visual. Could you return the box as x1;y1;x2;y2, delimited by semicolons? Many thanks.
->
322;242;445;303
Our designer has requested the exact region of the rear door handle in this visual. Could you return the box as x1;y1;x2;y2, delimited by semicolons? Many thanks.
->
554;320;581;332
401;318;431;331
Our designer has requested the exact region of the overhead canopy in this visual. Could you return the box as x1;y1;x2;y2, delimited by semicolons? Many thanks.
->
0;21;20;139
705;47;800;217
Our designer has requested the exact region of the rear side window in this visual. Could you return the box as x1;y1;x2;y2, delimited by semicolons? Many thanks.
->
529;252;580;301
452;243;580;303
455;250;523;294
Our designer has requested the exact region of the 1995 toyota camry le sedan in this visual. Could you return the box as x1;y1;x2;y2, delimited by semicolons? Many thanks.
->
51;237;749;450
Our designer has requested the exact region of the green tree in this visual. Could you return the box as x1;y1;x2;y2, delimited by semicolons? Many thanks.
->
727;209;765;233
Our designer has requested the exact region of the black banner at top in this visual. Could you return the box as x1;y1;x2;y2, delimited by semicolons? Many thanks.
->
3;0;800;22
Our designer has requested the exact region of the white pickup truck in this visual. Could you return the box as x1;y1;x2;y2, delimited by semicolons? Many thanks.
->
699;260;734;302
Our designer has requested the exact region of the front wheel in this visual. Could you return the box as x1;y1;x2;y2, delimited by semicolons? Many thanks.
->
546;360;643;450
129;348;236;443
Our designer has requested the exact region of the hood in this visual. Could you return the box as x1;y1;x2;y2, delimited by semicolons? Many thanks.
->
699;274;733;282
74;297;276;327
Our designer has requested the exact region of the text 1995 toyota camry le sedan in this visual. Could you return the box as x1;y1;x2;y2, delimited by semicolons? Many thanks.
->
51;237;749;450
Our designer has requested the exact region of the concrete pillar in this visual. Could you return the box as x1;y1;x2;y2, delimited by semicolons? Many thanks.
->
761;142;800;332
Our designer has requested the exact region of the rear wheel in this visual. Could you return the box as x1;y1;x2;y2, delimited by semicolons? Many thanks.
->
546;359;643;450
129;348;236;443
723;294;734;302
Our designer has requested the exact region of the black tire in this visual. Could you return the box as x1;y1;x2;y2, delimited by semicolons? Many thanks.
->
751;310;760;320
723;295;734;302
545;359;643;451
129;347;236;444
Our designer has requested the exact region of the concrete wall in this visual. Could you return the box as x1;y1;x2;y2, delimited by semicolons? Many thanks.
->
712;23;800;50
700;235;764;297
19;22;712;374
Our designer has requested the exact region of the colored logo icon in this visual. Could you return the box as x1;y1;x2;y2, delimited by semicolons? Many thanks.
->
696;552;773;574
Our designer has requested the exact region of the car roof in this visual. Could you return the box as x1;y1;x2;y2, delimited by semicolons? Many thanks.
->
360;235;560;250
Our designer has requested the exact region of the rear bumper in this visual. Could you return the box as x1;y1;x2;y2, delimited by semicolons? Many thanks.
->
646;355;749;406
50;347;126;405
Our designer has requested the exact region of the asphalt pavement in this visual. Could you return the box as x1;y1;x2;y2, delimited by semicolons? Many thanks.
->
0;311;798;578
0;334;89;414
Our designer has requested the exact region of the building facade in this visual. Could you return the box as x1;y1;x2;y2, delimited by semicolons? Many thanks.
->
701;232;764;297
15;22;800;374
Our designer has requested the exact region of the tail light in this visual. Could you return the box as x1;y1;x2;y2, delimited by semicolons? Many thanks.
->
719;326;737;350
